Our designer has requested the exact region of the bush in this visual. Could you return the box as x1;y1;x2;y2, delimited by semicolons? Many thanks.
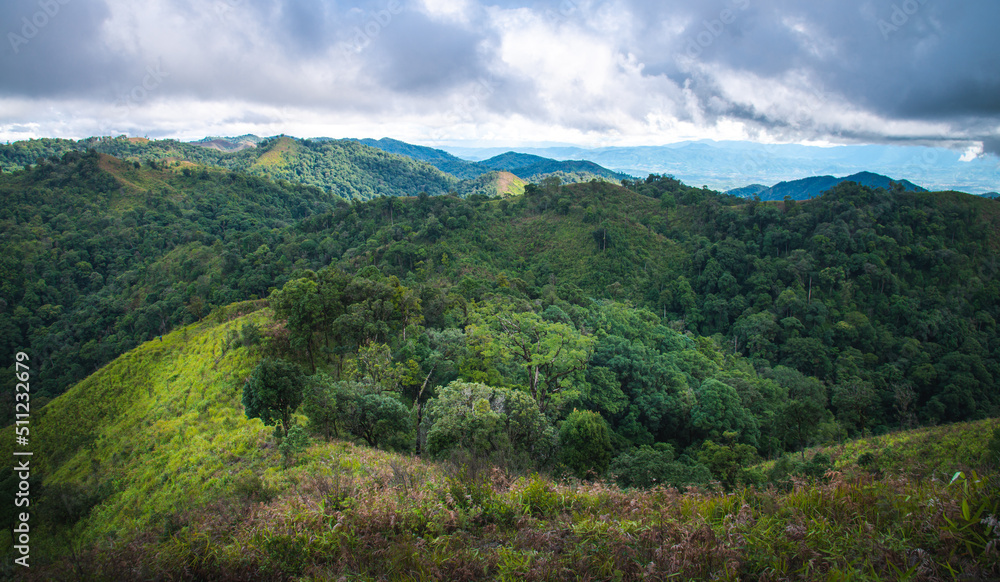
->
278;425;310;467
986;428;1000;465
610;445;712;490
242;358;306;437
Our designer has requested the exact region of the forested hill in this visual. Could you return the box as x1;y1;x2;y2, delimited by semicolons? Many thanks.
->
353;138;632;183
2;153;1000;437
0;136;461;200
0;150;345;401
0;135;619;198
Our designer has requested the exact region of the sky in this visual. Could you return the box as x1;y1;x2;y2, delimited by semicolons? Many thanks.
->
0;0;998;157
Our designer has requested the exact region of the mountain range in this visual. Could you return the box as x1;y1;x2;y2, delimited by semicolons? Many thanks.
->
2;135;992;204
730;171;927;201
439;140;999;195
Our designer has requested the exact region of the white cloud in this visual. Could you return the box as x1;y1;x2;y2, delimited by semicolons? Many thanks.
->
0;0;996;154
960;143;984;162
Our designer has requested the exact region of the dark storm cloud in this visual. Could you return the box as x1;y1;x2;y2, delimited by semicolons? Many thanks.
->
0;0;126;97
621;0;1000;143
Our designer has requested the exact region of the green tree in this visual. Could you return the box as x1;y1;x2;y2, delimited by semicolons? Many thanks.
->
691;379;759;447
242;358;306;437
269;277;323;371
609;444;712;490
770;366;827;455
832;378;877;435
302;373;341;441
697;432;760;490
476;307;594;413
423;381;555;467
337;387;411;449
558;409;612;479
278;424;310;467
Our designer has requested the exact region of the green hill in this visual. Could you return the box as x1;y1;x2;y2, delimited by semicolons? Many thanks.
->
757;171;927;201
4;156;1000;440
0;136;461;201
355;137;485;179
478;151;632;182
4;305;997;578
0;151;342;402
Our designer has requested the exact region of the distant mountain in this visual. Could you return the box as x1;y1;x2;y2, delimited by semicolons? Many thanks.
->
982;192;1000;199
0;135;461;201
725;184;768;198
188;134;262;152
357;139;629;183
477;151;632;181
354;138;484;179
455;170;526;198
757;171;926;201
439;140;999;195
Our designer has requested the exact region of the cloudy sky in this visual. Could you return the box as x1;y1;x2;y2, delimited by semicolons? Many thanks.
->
1;0;998;155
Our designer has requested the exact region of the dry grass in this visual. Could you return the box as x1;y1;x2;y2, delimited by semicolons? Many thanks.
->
28;437;1000;581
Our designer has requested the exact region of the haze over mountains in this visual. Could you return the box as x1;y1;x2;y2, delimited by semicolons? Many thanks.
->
195;135;998;199
3;134;994;203
440;140;999;195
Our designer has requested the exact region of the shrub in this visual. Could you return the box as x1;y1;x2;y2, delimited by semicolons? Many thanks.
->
610;444;712;490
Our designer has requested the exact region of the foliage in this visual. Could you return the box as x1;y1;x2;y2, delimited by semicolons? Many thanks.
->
609;444;712;490
558;409;612;479
242;358;306;436
3;303;1000;580
277;424;310;467
422;381;556;469
335;384;412;449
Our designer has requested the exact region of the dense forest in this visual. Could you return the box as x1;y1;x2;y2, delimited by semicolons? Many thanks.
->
3;149;998;440
3;144;1000;579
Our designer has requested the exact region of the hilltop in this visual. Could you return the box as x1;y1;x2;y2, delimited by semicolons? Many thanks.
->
356;138;631;182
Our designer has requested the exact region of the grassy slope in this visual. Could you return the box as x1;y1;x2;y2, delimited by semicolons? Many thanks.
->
1;303;274;543
5;303;998;579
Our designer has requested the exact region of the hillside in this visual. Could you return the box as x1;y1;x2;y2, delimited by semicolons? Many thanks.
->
4;156;1000;440
355;137;485;179
4;155;1000;577
441;141;999;194
0;151;343;402
188;134;263;152
356;139;631;183
3;305;997;578
477;151;632;182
